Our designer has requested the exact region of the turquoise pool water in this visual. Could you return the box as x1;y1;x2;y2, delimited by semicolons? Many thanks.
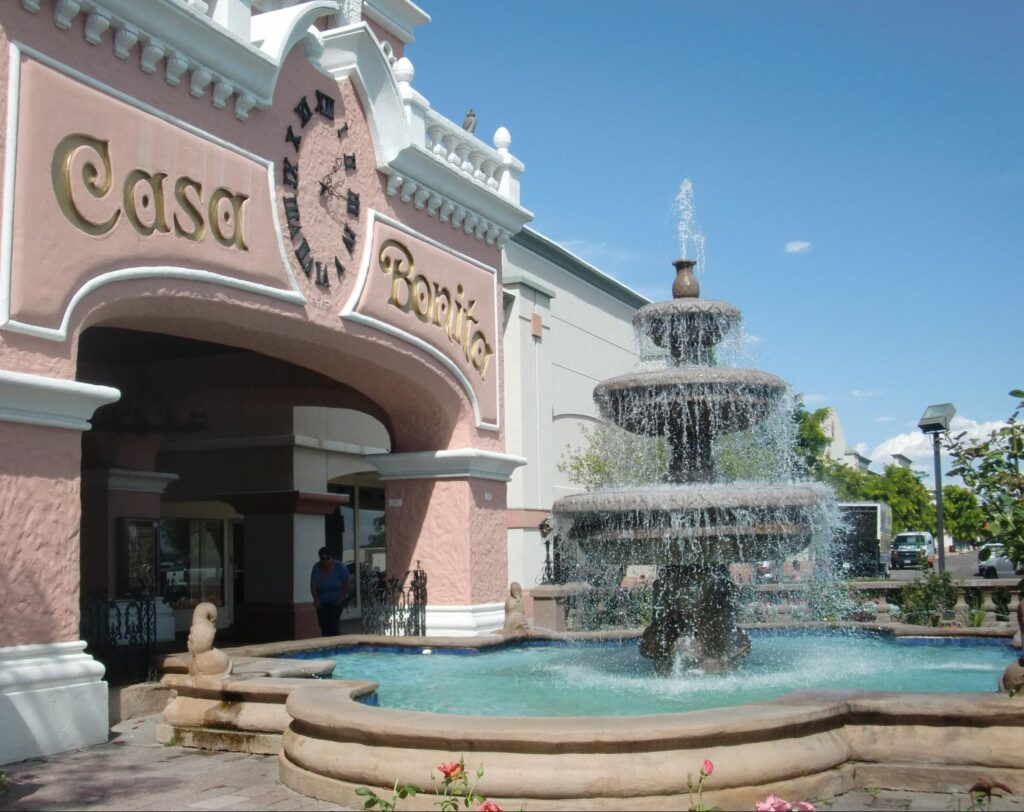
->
298;632;1013;717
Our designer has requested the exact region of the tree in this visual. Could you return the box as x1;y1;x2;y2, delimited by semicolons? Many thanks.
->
941;485;985;548
791;400;832;478
823;462;934;535
945;389;1024;567
559;421;668;489
861;464;935;535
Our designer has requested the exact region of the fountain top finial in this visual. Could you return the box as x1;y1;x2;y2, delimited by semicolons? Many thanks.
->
672;259;699;299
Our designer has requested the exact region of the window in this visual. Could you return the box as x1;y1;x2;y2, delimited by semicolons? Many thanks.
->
158;519;225;608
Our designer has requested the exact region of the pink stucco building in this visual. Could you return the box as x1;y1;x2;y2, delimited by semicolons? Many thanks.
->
0;0;547;763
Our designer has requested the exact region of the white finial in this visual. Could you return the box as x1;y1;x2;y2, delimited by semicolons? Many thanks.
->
393;56;414;84
493;126;511;151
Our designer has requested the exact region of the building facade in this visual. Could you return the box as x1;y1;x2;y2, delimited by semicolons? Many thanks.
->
0;0;646;764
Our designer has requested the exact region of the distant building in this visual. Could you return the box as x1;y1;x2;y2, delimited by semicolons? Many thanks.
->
891;453;913;469
822;409;873;473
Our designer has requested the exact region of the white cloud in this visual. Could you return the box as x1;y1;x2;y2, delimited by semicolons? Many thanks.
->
868;415;1008;483
874;416;894;423
784;241;812;254
802;393;828;404
743;334;763;345
852;388;883;398
854;442;869;456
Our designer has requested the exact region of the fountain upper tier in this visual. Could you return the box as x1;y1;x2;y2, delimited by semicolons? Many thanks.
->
634;298;741;365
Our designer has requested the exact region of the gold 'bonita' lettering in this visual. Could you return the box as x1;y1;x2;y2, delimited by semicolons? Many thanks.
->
379;238;494;382
51;132;248;251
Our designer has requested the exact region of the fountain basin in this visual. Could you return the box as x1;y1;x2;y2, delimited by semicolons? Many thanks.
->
279;665;1024;810
595;366;787;436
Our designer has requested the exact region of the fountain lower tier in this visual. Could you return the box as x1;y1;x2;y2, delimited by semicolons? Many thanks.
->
553;482;832;672
553;482;832;565
594;366;787;437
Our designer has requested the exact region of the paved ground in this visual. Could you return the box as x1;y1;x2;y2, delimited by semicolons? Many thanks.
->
0;716;345;812
2;715;1021;812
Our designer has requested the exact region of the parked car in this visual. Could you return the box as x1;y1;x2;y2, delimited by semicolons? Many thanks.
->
890;532;936;569
976;541;1023;579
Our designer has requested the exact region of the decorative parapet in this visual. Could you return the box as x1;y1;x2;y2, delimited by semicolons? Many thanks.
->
382;55;529;247
19;0;340;121
320;25;532;248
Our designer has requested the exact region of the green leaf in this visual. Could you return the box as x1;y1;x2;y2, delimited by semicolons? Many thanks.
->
355;788;372;796
1008;389;1024;399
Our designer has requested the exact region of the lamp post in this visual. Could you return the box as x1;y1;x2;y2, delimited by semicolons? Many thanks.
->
918;403;956;574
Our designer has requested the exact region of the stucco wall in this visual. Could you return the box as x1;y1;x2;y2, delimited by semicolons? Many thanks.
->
0;423;82;646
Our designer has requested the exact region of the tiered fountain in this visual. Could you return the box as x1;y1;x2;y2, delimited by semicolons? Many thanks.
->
552;258;832;674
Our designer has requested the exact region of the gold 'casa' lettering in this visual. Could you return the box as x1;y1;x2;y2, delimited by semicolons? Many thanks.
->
379;238;494;381
52;133;121;236
123;169;170;236
208;187;249;250
51;131;249;251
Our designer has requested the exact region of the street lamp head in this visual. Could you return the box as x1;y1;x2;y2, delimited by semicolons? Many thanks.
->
918;402;956;434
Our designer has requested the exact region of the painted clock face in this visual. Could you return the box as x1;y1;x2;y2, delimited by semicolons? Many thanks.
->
279;88;364;293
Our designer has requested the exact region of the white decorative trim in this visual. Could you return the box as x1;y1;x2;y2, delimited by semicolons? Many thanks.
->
0;43;303;343
84;467;180;493
0;370;120;431
341;210;500;432
361;0;430;45
20;0;340;121
0;641;108;765
424;602;504;637
318;25;532;243
364;448;526;481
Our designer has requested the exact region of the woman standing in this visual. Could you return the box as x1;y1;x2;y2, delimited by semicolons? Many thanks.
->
310;546;350;637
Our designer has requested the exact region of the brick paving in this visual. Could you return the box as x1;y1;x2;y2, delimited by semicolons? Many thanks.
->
1;714;1021;812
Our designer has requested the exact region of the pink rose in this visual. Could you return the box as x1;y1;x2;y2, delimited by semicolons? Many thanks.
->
438;761;464;780
478;802;503;812
702;759;714;777
756;794;792;812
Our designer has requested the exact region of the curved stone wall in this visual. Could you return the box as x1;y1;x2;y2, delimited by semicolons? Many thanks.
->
280;686;1024;810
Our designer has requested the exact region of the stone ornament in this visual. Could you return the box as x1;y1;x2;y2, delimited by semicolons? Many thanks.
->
1000;598;1024;696
503;581;528;635
187;602;232;677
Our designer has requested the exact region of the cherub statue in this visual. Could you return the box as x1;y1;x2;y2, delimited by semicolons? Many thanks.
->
503;581;528;635
187;602;232;677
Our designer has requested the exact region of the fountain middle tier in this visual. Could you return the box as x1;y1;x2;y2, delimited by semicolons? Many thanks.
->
553;482;832;565
594;366;788;438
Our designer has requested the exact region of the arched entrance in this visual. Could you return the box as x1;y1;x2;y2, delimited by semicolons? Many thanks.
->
76;325;402;652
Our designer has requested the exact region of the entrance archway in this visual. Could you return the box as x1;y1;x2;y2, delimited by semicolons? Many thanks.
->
76;326;395;647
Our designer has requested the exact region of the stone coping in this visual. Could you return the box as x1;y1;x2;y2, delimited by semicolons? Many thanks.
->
158;622;1015;673
284;686;1024;748
280;684;1024;808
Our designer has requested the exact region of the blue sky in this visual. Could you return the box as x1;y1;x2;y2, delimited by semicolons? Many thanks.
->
406;1;1022;484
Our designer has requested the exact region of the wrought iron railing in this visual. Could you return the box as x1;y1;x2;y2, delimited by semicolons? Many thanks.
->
80;597;157;684
360;563;427;636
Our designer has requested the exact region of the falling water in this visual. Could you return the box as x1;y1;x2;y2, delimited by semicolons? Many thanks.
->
552;230;840;673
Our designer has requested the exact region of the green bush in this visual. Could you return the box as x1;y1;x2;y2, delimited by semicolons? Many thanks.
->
898;570;958;626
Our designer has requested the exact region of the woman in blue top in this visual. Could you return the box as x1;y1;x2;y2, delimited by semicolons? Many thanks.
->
310;547;350;637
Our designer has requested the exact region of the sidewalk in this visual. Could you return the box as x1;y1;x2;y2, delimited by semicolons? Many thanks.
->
0;715;345;812
1;714;1020;811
